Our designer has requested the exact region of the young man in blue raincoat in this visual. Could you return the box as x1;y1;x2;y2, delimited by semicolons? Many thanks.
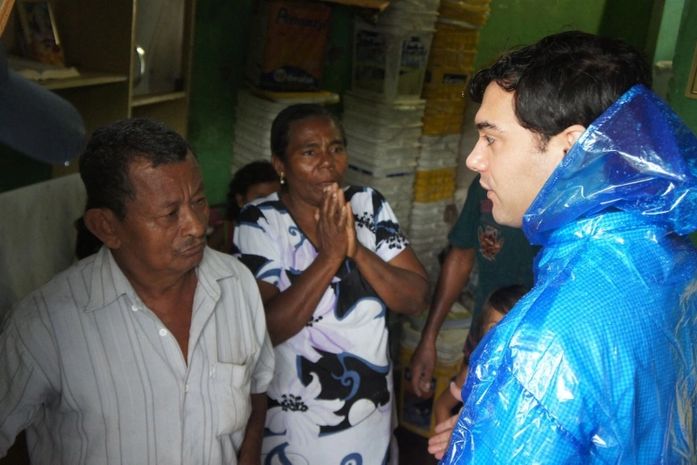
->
436;31;697;464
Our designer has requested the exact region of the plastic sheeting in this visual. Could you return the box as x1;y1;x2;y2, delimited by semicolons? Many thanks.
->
441;85;697;464
524;84;697;245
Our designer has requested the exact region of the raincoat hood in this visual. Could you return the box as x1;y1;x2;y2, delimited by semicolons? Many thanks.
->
523;84;697;246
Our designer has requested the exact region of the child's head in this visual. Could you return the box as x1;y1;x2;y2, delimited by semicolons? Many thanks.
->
226;160;280;221
480;285;529;336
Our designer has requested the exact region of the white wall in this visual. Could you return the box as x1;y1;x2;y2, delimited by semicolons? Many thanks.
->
0;174;85;315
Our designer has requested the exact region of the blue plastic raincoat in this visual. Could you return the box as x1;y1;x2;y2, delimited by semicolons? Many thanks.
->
441;85;697;464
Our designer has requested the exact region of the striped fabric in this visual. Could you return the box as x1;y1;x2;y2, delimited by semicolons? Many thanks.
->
0;246;274;465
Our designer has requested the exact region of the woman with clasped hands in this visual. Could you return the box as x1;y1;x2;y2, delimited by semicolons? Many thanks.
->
234;103;429;464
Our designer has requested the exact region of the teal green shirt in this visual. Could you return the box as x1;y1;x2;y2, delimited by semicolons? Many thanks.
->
448;176;538;335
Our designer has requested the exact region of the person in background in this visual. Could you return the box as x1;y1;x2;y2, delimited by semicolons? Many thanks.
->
208;160;281;253
440;31;697;464
0;118;275;465
408;176;537;398
207;160;280;253
226;160;280;224
428;285;528;460
234;103;429;464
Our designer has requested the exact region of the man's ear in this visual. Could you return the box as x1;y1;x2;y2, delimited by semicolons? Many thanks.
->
83;208;122;249
562;124;586;155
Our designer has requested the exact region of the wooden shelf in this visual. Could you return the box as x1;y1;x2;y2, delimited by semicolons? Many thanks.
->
42;71;128;90
318;0;389;10
131;91;187;107
45;0;194;135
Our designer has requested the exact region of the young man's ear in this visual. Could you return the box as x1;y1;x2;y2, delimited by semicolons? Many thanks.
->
562;124;586;155
83;208;122;249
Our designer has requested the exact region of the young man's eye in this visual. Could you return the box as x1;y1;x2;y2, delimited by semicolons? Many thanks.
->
331;145;346;155
303;150;315;157
483;135;495;145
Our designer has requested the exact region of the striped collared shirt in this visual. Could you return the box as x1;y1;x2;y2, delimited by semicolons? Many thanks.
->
0;247;274;464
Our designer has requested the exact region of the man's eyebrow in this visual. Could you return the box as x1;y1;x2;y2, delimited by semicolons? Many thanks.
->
476;121;501;132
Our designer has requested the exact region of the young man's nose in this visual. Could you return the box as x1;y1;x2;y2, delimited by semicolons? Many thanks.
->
466;144;487;173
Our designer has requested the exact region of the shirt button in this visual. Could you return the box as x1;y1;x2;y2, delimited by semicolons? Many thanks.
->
159;328;168;337
185;384;190;393
131;305;139;312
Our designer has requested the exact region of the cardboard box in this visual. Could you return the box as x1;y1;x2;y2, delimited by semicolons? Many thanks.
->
246;0;332;91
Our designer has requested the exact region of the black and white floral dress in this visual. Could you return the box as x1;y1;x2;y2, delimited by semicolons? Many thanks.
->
234;186;407;465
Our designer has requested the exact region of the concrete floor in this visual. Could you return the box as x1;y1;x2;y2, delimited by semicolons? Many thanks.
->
396;426;439;465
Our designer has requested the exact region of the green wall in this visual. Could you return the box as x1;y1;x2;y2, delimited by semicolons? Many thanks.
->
322;5;355;100
665;0;697;245
668;0;697;133
474;0;656;71
188;1;254;205
598;0;655;54
474;0;607;70
653;0;685;62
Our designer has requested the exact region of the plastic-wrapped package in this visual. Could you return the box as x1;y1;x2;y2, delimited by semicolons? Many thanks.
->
442;85;697;464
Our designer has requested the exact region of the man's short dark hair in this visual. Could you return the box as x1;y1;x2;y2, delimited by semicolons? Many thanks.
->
270;103;346;161
79;118;191;219
469;31;652;147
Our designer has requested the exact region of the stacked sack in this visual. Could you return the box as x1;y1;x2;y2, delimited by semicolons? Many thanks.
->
230;90;285;174
421;22;479;135
409;134;460;279
408;0;491;282
342;93;425;226
343;0;440;230
420;0;490;134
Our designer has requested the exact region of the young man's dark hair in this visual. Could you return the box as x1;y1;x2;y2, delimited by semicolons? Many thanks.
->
470;30;652;147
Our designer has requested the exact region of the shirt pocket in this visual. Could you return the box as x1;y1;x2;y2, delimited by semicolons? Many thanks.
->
212;361;252;436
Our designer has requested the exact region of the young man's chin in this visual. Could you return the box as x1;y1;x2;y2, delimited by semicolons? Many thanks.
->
492;209;523;229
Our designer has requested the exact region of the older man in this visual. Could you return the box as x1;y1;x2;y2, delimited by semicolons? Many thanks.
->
0;118;274;465
433;31;697;464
